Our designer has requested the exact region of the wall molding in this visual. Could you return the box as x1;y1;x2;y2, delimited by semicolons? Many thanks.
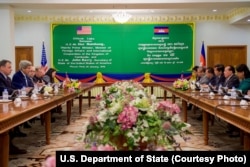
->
14;8;250;23
14;14;229;23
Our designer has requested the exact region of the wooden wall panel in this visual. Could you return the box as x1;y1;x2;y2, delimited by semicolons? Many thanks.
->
207;45;247;68
15;46;33;72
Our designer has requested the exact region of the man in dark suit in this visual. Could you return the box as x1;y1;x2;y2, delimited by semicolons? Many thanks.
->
12;60;34;91
0;61;14;94
32;66;45;88
12;60;34;128
196;67;216;121
204;67;217;86
223;65;240;137
0;59;27;154
213;64;226;89
223;65;240;89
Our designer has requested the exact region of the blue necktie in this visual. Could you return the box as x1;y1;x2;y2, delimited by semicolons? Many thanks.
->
24;76;28;86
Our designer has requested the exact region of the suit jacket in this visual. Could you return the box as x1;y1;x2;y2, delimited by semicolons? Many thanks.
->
197;75;210;85
237;78;250;94
0;72;14;95
27;77;34;87
215;74;226;89
223;74;240;89
208;76;217;86
33;75;45;84
12;70;31;89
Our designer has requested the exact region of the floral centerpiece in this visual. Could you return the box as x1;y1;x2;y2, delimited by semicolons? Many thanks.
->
63;78;81;93
44;85;53;93
84;80;190;151
173;79;189;90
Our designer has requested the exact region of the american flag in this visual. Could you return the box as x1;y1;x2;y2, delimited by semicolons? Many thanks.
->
41;41;48;72
77;26;92;35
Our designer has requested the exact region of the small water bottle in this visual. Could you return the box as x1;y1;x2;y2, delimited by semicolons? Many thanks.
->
54;84;59;93
34;84;39;94
218;84;223;94
2;89;9;100
21;86;26;96
231;87;237;99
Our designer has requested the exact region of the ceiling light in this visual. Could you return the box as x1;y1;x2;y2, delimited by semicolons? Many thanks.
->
27;10;32;13
112;11;132;24
212;9;217;12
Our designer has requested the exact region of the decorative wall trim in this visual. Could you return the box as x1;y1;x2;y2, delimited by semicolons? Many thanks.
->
227;7;250;20
14;14;229;23
14;8;249;23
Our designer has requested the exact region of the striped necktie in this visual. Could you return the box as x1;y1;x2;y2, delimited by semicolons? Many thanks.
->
24;75;28;86
224;77;230;87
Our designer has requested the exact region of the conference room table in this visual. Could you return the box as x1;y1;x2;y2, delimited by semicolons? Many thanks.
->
158;82;250;150
0;83;94;167
1;81;249;166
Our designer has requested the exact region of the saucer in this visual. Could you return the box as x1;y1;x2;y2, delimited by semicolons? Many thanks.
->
18;95;30;100
43;94;53;97
0;99;12;103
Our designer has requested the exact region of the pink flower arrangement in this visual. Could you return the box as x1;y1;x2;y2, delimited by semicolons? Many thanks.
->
85;80;190;150
117;106;138;130
157;100;181;114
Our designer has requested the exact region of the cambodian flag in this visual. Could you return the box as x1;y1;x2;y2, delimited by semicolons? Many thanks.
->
200;42;206;67
154;26;169;35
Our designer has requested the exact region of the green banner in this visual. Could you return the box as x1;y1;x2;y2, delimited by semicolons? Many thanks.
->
51;23;194;74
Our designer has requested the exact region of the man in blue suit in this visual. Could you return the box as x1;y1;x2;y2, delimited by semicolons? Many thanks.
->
12;60;34;128
12;60;34;91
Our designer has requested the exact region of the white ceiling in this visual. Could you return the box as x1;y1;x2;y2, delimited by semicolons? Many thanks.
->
1;0;250;24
